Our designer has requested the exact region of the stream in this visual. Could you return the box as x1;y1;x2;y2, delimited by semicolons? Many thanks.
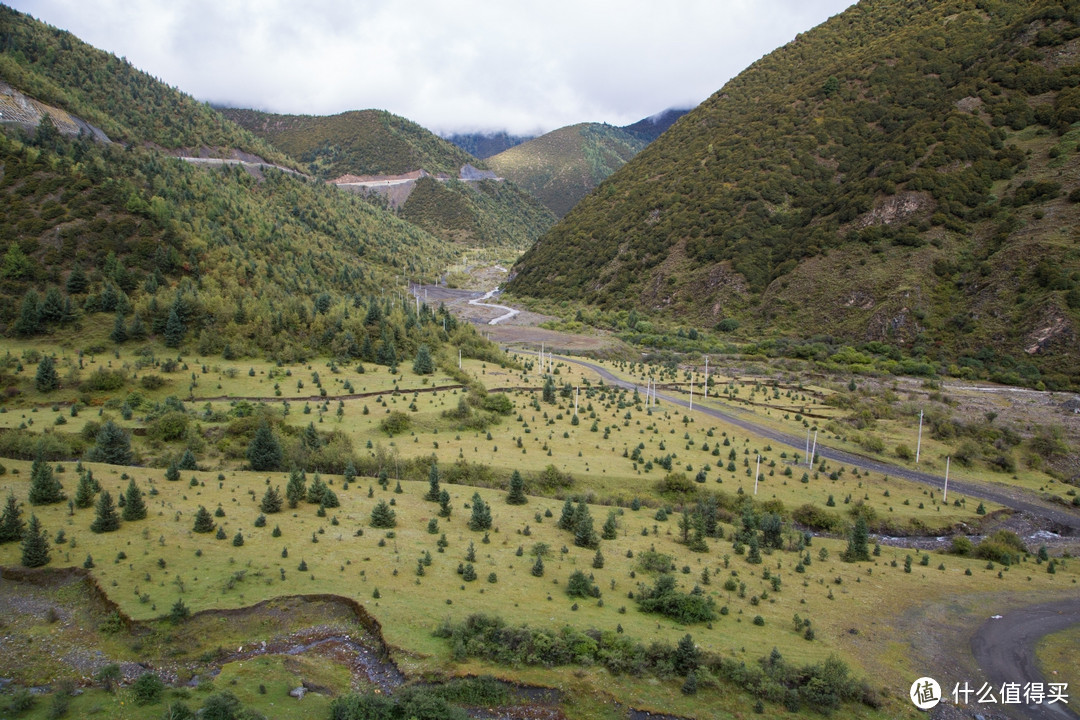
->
468;288;520;325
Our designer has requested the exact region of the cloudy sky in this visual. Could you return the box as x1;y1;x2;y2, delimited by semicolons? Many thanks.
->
11;0;856;135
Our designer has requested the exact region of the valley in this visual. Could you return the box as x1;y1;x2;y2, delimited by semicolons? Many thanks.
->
0;1;1078;719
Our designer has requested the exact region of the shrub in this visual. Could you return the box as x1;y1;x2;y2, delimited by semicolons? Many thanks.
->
131;672;165;705
380;411;411;436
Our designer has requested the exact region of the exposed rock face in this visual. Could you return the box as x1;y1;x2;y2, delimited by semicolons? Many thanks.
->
855;191;934;228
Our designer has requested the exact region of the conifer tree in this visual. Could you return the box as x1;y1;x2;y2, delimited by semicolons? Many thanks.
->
66;264;88;294
164;306;185;348
557;498;576;531
260;486;283;514
506;470;527;505
531;554;545;577
177;449;198;471
34;355;60;393
376;326;397;366
746;535;762;564
542;377;556;404
286;470;306;509
843;515;870;562
601;511;618;540
306;474;328;505
246;421;282;471
28;455;65;505
437;489;452;518
369;499;396;528
41;288;64;323
110;310;128;344
424;463;441;501
573;503;598;549
674;634;700;675
73;472;96;508
165;463;181;482
90;491;121;533
20;514;50;567
13;290;41;337
468;492;492;531
87;420;133;465
192;505;215;533
121;479;147;521
412;344;434;375
0;493;25;543
128;313;147;340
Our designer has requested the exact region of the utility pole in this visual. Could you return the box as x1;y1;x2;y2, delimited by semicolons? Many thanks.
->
754;455;761;495
810;430;818;467
574;386;579;416
943;456;950;504
916;409;924;464
704;356;709;399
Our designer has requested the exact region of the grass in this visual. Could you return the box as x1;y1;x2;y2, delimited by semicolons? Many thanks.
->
1035;623;1080;697
0;333;1076;720
1;458;1075;719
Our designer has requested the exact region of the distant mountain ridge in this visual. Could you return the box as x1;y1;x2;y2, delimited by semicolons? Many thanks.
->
620;107;691;143
486;123;646;217
444;130;534;159
218;107;481;179
509;0;1080;389
222;107;554;248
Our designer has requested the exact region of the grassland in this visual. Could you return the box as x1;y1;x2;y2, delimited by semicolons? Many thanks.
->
0;334;1076;720
1036;623;1080;698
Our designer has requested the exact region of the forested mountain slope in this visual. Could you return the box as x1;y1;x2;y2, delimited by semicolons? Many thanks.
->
222;107;555;249
487;123;647;217
509;0;1080;388
0;6;460;359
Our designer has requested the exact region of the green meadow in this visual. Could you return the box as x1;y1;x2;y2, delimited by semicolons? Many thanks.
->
0;335;1075;720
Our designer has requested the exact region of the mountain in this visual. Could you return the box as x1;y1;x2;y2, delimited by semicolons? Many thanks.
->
0;5;461;357
509;0;1080;389
487;123;647;217
221;107;555;248
444;130;534;159
218;108;480;178
621;107;692;143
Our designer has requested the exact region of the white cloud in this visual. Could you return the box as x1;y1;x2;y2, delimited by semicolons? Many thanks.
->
9;0;856;134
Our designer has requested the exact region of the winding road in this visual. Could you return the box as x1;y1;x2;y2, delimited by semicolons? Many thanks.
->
970;599;1080;720
468;289;520;325
555;355;1080;534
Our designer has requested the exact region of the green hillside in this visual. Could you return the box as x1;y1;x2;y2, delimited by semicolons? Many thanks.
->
219;108;479;178
222;107;556;249
509;0;1080;389
0;6;460;359
0;6;290;163
487;123;646;217
398;175;556;248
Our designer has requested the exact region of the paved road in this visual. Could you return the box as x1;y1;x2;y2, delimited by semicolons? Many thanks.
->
556;355;1080;534
970;598;1080;720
